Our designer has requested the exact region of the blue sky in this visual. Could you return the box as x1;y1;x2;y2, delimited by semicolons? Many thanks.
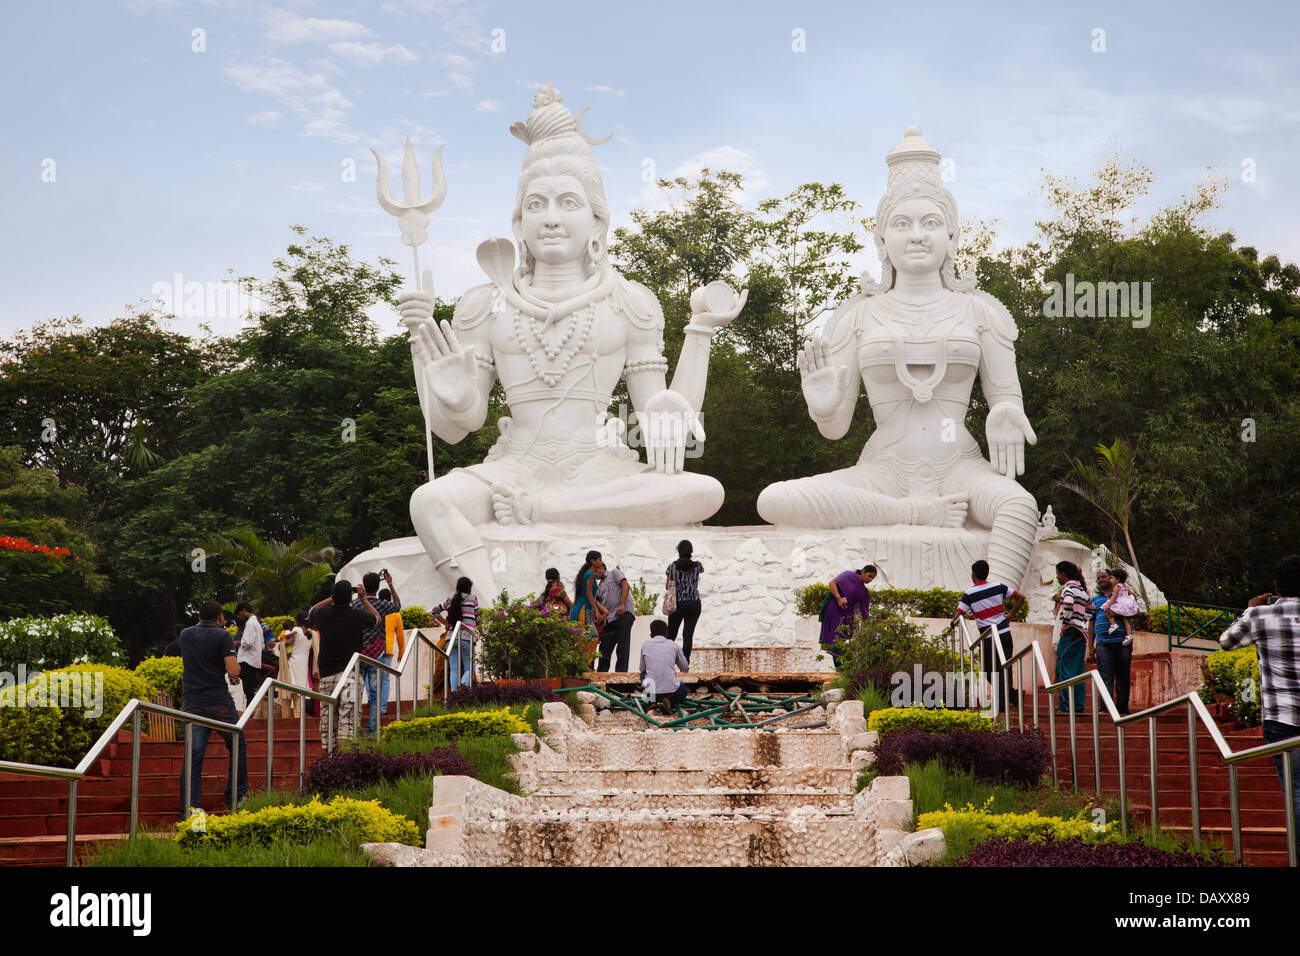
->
2;0;1297;339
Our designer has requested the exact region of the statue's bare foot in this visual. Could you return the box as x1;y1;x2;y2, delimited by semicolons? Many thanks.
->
491;482;535;525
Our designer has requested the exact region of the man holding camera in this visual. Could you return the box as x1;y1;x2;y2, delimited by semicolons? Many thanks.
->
309;581;379;751
1219;554;1300;826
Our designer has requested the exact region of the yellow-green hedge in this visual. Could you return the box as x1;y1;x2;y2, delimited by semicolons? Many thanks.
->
917;799;1117;844
175;795;419;848
867;706;996;737
382;708;529;743
0;664;151;767
135;656;184;704
1201;646;1260;727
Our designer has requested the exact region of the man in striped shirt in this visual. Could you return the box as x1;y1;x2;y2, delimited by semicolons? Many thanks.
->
1219;554;1300;825
949;560;1026;710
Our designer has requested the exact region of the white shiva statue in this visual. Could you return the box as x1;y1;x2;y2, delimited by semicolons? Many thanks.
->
395;83;744;595
757;126;1040;588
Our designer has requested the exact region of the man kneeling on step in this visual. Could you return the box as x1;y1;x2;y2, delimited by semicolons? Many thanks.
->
640;619;690;714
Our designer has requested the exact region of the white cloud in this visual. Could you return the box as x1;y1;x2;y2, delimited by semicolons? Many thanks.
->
474;99;503;112
223;58;357;143
263;11;373;45
672;146;769;194
328;41;419;66
447;72;474;93
289;181;326;193
246;110;281;125
586;85;625;97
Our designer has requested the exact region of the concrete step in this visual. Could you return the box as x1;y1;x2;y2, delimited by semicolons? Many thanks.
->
460;814;874;866
560;729;846;770
530;766;854;791
526;787;850;811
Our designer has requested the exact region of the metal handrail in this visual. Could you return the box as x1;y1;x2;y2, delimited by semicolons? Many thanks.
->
952;615;1299;866
0;623;464;867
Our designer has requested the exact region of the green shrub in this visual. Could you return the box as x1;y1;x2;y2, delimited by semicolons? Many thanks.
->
0;663;150;767
135;656;185;704
0;612;122;674
631;578;660;617
795;583;831;618
382;708;529;744
867;705;995;737
263;615;296;637
401;606;435;629
1150;604;1239;639
794;585;1028;622
175;795;419;848
916;798;1117;844
834;612;955;685
478;598;591;680
1200;646;1260;727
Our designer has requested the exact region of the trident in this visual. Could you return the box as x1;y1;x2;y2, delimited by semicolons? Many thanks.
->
371;137;446;480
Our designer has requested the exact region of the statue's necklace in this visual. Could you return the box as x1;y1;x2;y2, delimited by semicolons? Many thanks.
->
512;303;596;387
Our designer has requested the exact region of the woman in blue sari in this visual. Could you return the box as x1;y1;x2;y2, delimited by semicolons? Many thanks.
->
819;565;877;661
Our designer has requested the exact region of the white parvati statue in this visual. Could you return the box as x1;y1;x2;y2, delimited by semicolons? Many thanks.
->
396;82;744;595
757;126;1040;588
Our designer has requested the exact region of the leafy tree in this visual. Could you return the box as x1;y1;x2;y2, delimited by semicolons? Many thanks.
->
201;529;337;616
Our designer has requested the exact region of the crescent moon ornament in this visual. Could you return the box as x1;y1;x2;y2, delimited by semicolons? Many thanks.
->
575;107;613;145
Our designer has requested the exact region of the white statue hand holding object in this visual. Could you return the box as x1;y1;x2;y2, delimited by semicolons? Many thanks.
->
798;333;852;421
687;280;748;333
398;287;478;415
985;401;1037;477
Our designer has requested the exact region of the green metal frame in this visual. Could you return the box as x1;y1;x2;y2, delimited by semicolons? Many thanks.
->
1166;601;1241;653
560;684;821;731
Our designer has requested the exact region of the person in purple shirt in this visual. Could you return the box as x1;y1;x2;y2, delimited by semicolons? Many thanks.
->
820;565;877;661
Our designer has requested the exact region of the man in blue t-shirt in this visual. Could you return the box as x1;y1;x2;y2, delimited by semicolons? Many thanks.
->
1087;568;1132;714
177;600;248;819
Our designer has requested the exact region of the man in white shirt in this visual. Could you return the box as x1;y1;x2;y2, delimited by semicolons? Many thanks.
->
234;601;265;711
639;619;690;713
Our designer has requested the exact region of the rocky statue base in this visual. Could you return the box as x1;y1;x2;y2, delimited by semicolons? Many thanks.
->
337;516;1164;666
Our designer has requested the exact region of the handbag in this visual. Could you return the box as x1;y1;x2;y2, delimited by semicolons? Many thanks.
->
662;574;677;616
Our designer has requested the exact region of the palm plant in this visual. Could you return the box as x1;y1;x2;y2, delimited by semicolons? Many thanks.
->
1055;438;1150;609
202;529;338;616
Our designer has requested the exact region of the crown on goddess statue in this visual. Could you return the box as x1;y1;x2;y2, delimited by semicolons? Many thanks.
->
876;125;958;236
509;80;612;169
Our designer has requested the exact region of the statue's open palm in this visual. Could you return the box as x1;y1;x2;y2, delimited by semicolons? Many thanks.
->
799;334;852;419
986;403;1037;477
400;288;478;413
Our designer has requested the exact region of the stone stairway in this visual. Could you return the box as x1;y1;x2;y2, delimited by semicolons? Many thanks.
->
364;696;936;867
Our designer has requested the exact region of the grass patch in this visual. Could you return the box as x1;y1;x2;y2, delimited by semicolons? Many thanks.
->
86;833;373;867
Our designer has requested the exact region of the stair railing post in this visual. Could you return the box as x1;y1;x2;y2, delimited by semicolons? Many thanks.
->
183;721;194;814
1068;688;1078;794
1091;681;1101;796
1283;750;1297;868
66;778;78;867
1187;700;1201;845
1048;702;1058;788
230;722;241;811
130;709;142;840
298;701;306;793
1229;763;1242;865
266;691;275;793
1118;724;1129;837
1148;715;1159;832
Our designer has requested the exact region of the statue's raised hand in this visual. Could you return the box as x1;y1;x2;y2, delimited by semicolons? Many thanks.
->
985;402;1037;477
798;333;851;420
404;305;478;414
641;389;704;476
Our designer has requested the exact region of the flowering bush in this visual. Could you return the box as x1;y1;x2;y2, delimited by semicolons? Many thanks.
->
917;799;1116;844
832;612;955;685
477;598;591;680
867;705;995;737
965;835;1226;867
876;729;1050;787
174;795;420;848
0;612;122;674
305;748;475;794
0;535;72;558
446;681;558;707
382;707;530;743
